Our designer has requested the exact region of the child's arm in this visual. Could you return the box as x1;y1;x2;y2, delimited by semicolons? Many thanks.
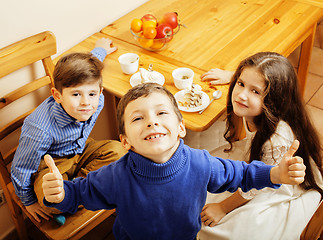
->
270;140;305;185
201;191;249;227
42;155;65;204
91;38;117;62
200;68;233;85
201;140;304;227
11;123;54;221
42;154;117;213
202;140;304;227
207;139;305;194
94;38;117;55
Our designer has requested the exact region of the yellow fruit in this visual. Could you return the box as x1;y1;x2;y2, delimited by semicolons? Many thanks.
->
131;18;143;33
142;20;157;31
139;37;154;49
150;39;165;49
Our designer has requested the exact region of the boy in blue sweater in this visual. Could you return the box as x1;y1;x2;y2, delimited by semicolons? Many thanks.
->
11;38;126;224
42;83;305;239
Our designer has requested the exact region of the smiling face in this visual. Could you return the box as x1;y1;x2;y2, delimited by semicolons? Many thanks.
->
231;67;265;130
52;81;102;122
120;92;186;164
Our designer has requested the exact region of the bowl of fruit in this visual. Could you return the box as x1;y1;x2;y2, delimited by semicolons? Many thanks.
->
130;12;181;51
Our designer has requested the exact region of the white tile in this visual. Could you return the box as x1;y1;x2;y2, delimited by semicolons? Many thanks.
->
306;105;323;143
304;73;323;103
308;84;323;109
309;47;323;77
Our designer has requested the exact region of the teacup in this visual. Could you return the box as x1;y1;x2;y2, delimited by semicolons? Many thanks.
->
118;53;139;74
172;67;194;90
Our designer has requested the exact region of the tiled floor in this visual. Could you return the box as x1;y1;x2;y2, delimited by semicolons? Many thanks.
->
288;45;323;145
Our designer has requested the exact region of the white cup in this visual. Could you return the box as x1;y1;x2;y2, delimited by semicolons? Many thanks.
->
172;67;194;90
118;53;139;74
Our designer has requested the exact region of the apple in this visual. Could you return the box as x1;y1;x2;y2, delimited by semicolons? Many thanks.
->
155;24;173;42
141;14;157;24
160;12;178;29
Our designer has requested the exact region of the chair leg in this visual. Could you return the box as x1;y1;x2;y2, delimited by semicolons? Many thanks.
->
12;213;29;240
6;200;29;240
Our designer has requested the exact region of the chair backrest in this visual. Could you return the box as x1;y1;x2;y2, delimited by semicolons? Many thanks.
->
0;31;56;239
0;30;56;184
300;200;323;240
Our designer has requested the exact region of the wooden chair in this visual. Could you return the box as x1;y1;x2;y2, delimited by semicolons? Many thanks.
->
0;31;115;240
300;200;323;240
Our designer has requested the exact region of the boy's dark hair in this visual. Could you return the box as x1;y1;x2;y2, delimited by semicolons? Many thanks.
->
53;52;103;92
117;83;183;135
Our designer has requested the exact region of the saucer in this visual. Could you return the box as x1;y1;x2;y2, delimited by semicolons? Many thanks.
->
130;71;165;87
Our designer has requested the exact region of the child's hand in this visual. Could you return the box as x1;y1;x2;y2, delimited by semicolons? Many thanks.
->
201;203;226;227
200;68;233;85
42;154;65;203
270;140;306;185
25;202;52;222
95;38;118;55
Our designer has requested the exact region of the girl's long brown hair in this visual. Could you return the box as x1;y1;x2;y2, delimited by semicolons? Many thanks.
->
225;52;322;196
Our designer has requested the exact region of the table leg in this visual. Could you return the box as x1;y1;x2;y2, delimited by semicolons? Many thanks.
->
297;23;317;96
102;90;119;140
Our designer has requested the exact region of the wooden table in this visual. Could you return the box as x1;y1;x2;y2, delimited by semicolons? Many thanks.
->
56;32;228;132
59;0;323;132
101;0;323;95
297;0;323;8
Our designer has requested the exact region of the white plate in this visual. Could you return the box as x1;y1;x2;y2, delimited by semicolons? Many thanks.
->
174;90;210;112
130;71;165;87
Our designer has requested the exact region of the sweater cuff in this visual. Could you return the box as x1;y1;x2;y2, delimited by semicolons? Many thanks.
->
91;47;108;62
255;164;281;190
43;183;75;213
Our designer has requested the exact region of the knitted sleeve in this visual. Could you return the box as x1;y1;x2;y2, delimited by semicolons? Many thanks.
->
91;47;107;62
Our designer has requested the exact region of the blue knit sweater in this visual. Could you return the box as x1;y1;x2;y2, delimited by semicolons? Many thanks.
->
45;139;279;239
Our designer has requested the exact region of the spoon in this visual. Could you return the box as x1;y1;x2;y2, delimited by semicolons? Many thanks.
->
198;90;222;114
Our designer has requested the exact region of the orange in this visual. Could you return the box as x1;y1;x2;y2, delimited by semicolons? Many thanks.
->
143;27;157;39
131;18;143;33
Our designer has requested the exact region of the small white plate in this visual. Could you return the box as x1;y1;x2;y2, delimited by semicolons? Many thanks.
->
174;90;210;112
130;71;165;87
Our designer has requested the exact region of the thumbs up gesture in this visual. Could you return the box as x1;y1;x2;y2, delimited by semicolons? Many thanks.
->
270;140;306;185
42;154;65;203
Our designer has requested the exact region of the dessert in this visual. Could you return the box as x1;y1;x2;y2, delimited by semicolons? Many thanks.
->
182;84;203;108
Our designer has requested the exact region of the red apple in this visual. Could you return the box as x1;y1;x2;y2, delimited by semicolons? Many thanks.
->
155;24;173;42
160;12;178;29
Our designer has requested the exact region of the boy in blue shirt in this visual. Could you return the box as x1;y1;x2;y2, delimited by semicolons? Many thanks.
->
11;38;127;223
42;83;305;239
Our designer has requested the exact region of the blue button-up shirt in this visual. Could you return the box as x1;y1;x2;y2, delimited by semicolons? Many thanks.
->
11;94;104;205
